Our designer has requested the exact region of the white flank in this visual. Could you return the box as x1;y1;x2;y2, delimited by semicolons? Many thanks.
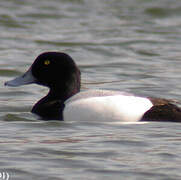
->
63;95;153;122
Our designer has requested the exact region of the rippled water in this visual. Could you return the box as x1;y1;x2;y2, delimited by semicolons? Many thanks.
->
1;0;181;179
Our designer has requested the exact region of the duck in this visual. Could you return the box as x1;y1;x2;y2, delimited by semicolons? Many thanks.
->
4;52;181;122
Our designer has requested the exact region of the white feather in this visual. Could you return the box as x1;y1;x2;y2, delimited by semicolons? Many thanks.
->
63;94;153;122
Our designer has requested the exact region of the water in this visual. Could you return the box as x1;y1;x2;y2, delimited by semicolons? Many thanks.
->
1;0;181;179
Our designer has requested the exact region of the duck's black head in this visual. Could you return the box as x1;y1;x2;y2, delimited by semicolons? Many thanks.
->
5;52;81;100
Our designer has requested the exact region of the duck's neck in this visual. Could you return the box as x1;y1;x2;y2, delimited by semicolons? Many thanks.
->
32;80;80;120
48;84;80;101
48;70;81;100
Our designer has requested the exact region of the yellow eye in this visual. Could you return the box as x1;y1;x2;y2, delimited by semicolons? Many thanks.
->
44;60;50;65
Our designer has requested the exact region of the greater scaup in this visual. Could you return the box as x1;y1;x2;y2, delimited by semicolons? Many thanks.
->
5;52;181;122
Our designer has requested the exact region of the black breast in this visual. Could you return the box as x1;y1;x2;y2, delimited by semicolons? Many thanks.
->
31;98;65;120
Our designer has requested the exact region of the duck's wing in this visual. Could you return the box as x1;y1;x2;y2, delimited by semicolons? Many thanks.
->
64;90;152;122
65;89;133;104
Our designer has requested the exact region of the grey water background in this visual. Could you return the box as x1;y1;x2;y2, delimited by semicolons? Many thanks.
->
1;0;181;179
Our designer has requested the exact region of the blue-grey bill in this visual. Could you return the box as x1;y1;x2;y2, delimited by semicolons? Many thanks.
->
4;68;37;87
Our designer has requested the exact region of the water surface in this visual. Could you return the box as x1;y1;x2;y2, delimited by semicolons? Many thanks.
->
1;0;181;179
